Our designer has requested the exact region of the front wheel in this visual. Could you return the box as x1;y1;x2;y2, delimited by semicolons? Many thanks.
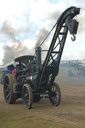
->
49;82;61;106
22;84;33;109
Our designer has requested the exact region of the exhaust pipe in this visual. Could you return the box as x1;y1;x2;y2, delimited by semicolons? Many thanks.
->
35;46;41;66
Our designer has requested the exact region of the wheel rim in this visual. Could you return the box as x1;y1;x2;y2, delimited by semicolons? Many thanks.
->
23;86;30;108
49;83;60;106
4;76;11;102
51;85;59;104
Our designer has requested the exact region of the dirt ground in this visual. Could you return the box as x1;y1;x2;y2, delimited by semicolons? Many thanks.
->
0;80;85;128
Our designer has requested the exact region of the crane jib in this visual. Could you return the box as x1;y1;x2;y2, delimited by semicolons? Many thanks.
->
38;7;80;86
39;26;61;85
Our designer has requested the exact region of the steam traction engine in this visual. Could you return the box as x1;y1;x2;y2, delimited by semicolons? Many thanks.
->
3;7;80;109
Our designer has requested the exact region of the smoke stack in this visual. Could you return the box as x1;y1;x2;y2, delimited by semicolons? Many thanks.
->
35;46;41;66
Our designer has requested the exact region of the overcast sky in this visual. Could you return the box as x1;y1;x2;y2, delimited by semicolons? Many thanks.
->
0;0;85;64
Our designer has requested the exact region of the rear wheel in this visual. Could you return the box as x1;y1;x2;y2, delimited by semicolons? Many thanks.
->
49;82;61;106
22;84;33;109
3;74;17;104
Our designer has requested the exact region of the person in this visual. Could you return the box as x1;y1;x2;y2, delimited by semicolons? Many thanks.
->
7;65;15;74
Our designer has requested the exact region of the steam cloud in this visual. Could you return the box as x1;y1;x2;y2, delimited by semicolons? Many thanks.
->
0;20;31;64
36;28;49;47
2;41;29;64
35;11;60;48
0;20;18;41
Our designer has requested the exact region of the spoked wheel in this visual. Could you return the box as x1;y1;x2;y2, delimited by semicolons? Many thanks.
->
49;82;61;106
3;75;17;104
22;84;33;109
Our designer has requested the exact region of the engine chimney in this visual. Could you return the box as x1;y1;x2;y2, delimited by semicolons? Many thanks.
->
35;46;41;66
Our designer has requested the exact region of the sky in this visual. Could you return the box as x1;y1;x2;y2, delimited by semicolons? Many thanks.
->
0;0;85;65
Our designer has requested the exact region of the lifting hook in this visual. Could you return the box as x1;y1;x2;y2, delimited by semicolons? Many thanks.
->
71;34;76;41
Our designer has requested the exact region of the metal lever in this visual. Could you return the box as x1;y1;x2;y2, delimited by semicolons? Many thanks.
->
71;34;76;41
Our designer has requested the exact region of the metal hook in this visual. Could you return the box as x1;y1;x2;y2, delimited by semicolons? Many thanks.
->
71;34;76;41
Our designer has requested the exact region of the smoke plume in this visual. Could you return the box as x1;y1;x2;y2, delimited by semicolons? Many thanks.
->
36;28;49;47
0;20;31;64
3;40;29;64
35;11;61;48
0;20;18;41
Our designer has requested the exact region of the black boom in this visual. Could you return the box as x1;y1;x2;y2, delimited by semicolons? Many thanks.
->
38;7;80;87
